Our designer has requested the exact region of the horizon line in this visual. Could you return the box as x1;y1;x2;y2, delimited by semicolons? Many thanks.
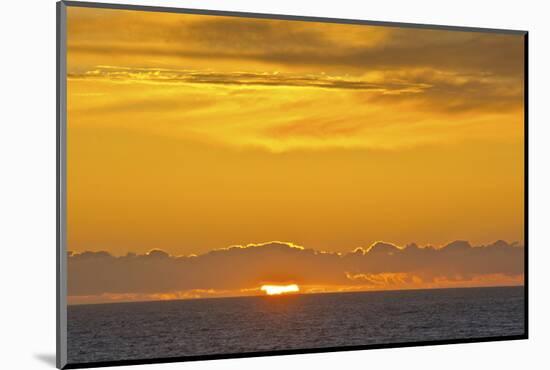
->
68;283;524;307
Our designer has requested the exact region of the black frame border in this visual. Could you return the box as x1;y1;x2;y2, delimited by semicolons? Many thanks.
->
56;1;529;369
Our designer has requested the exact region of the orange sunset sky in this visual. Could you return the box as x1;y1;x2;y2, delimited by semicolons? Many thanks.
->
65;6;525;304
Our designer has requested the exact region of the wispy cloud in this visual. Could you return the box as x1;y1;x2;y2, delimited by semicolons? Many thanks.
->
67;63;523;152
69;66;431;93
66;7;524;153
67;9;523;77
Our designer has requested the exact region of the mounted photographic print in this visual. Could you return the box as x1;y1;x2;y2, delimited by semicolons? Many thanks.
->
56;1;528;368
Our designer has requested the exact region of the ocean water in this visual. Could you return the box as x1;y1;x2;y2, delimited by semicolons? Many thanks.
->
67;286;525;364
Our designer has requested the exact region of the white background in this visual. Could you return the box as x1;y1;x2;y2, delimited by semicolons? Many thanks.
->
1;0;548;368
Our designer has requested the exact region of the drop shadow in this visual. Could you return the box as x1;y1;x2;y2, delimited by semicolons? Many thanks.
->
34;353;56;367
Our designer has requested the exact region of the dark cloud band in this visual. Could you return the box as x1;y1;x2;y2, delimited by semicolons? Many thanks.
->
68;240;524;297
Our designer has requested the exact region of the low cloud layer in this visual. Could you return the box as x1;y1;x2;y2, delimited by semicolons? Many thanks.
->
68;240;524;304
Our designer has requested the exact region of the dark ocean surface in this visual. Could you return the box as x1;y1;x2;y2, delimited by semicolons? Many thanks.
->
67;286;525;364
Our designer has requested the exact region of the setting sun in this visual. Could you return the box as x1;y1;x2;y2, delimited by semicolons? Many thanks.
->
260;284;300;296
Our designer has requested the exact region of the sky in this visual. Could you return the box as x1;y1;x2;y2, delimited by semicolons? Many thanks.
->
66;6;525;303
